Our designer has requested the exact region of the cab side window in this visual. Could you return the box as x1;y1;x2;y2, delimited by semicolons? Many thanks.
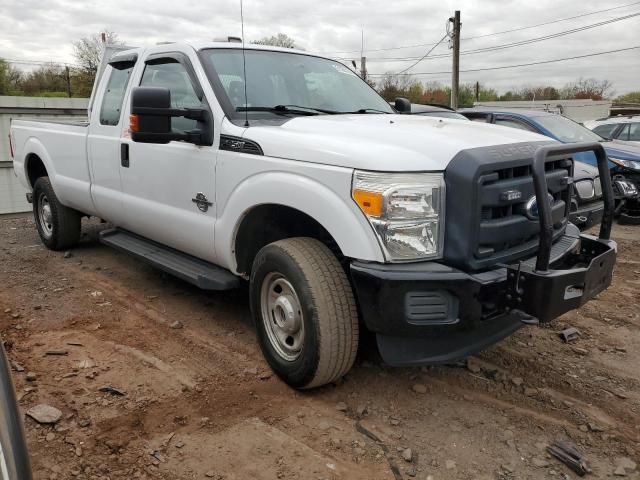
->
140;61;202;132
623;123;640;141
100;66;134;126
592;123;619;139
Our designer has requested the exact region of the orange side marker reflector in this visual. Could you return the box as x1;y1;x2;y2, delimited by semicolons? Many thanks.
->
129;114;139;133
353;190;383;217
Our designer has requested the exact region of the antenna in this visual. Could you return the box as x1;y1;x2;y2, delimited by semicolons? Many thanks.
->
240;0;249;128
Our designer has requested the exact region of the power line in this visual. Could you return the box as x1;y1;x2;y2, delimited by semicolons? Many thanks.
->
367;45;640;76
342;11;640;62
5;58;81;67
316;0;640;55
463;0;640;40
396;33;449;74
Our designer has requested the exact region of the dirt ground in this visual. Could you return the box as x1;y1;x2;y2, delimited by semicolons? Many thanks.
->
1;213;639;480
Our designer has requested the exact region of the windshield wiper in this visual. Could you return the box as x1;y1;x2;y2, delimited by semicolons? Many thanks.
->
346;108;392;114
236;105;338;115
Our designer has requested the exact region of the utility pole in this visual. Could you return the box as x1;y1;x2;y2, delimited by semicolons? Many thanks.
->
475;81;479;102
65;66;72;98
450;10;461;109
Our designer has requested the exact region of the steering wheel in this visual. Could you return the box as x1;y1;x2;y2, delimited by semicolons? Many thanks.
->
0;337;32;480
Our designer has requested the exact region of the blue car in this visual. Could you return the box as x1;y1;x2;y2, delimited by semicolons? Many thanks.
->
461;108;640;224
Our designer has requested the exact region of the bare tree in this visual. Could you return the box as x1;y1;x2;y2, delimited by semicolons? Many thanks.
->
73;31;122;75
252;33;300;49
561;78;614;100
71;31;123;97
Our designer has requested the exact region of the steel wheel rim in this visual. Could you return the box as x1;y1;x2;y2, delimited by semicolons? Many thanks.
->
260;272;305;362
37;192;53;238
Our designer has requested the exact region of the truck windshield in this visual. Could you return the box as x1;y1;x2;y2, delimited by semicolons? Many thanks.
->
201;49;394;119
534;115;603;143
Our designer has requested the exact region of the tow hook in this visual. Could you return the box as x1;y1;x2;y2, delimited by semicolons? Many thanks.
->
512;309;540;325
576;216;587;224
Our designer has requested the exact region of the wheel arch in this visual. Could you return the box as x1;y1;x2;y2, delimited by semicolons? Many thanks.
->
216;171;384;274
22;137;56;189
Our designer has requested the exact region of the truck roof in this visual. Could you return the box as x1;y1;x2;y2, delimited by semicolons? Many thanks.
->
110;41;321;61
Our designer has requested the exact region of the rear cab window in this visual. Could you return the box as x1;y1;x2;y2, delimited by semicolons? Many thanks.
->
100;65;134;126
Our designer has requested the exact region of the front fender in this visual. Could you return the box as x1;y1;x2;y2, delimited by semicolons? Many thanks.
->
215;170;384;273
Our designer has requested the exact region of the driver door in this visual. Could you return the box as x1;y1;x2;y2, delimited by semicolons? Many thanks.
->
119;53;218;262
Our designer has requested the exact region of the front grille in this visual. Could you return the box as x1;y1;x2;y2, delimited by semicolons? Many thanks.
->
443;141;573;271
476;158;572;262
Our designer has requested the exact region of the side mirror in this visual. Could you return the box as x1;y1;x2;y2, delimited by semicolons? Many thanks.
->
394;97;412;113
130;86;211;145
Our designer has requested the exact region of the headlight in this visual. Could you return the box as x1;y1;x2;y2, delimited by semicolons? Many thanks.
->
574;179;595;200
610;157;640;171
593;176;602;197
352;171;445;261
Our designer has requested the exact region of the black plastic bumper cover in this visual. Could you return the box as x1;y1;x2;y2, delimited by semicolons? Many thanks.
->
351;234;616;366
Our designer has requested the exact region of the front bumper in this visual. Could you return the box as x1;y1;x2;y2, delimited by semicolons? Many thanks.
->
570;200;603;231
350;228;616;366
350;142;617;367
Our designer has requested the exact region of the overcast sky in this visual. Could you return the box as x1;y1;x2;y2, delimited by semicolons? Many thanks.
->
0;0;638;95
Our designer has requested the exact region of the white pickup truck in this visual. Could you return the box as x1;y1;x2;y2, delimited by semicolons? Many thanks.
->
9;41;617;388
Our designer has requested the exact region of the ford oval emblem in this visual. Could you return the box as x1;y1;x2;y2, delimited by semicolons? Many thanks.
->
525;193;555;220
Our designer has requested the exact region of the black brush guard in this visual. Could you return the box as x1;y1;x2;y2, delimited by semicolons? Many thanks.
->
504;142;616;322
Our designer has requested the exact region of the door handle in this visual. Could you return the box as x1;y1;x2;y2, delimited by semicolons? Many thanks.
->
121;143;129;168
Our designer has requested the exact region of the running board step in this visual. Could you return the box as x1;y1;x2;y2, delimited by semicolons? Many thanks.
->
99;229;240;290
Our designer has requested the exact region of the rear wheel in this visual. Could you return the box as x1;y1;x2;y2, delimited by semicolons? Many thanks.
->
250;238;359;389
33;177;81;250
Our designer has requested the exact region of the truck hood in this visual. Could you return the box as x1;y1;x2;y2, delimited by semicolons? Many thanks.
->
241;114;553;171
574;161;599;181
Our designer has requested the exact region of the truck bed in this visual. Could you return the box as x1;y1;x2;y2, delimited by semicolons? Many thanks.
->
11;118;95;216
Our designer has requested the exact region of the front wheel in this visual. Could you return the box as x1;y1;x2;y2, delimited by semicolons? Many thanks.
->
33;177;81;250
250;238;359;389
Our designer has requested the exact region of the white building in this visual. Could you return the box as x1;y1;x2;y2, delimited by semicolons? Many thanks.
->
473;99;611;123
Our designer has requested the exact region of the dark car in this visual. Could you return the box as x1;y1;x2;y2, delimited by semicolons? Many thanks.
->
461;108;640;225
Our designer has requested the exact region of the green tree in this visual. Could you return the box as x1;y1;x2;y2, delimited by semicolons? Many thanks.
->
253;33;300;49
19;63;68;96
0;59;23;95
614;91;640;103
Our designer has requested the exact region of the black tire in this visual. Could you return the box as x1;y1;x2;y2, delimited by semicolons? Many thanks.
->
0;338;33;480
32;177;81;250
250;238;359;389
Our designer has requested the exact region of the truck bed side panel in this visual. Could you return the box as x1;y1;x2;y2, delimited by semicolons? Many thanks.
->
12;119;97;216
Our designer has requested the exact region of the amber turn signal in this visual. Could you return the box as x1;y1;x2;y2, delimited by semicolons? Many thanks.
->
353;189;383;217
